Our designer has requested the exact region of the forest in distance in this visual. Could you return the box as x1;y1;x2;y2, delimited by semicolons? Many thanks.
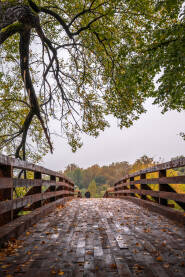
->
62;155;185;199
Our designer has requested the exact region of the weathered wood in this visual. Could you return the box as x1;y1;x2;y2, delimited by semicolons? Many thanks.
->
111;189;185;203
30;171;42;210
0;196;73;248
112;158;185;212
115;176;185;187
0;177;13;189
12;178;74;190
115;157;185;185
0;154;73;184
0;190;73;214
0;154;74;229
0;199;185;277
0;164;13;226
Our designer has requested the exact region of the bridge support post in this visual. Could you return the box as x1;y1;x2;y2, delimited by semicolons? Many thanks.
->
140;173;147;200
33;171;42;208
130;177;135;197
0;164;13;226
57;177;64;199
159;170;168;206
50;175;56;202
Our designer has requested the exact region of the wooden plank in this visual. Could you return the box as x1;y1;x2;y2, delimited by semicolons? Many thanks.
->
115;176;185;187
12;178;74;190
0;177;13;188
0;164;13;225
114;158;185;185
0;154;74;185
0;190;73;214
0;196;73;248
113;189;185;203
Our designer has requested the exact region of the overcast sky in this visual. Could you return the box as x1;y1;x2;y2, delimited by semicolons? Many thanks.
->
42;99;185;171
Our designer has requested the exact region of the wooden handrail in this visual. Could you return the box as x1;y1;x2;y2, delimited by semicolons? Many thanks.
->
0;154;73;185
0;154;74;227
104;158;185;216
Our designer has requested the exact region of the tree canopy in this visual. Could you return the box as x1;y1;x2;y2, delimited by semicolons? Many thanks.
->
0;0;184;161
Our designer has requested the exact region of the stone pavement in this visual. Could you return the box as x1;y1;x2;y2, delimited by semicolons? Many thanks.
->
0;198;185;277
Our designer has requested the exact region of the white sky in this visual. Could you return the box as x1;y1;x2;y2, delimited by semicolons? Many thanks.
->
42;98;185;171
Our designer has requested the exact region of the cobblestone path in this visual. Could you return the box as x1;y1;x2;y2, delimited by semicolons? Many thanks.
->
0;199;185;277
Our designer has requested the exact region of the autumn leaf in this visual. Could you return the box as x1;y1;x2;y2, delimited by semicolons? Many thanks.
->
163;264;170;268
1;264;9;269
110;264;117;269
156;256;163;261
58;270;64;275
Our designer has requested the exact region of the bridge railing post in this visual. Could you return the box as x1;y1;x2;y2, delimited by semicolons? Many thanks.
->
140;173;147;200
50;175;57;202
33;171;42;208
58;177;64;199
130;177;135;197
159;169;168;206
0;164;13;226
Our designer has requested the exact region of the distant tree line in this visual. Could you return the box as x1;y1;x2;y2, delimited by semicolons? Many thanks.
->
61;155;157;190
62;155;184;192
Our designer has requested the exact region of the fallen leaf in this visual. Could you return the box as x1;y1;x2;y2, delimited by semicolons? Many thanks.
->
86;251;93;255
156;256;163;262
1;264;9;269
58;270;64;275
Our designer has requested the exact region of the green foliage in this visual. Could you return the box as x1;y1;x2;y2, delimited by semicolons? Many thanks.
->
88;179;97;197
129;155;156;173
0;0;184;161
63;161;131;188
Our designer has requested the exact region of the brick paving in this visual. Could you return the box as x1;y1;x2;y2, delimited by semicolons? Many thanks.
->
0;198;185;277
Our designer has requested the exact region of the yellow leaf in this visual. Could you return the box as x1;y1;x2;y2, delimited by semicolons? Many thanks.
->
1;264;9;269
58;270;64;275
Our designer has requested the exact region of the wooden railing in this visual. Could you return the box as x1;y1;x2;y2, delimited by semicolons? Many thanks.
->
0;154;74;229
104;158;185;221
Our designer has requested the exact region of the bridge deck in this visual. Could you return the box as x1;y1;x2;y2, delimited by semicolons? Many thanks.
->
0;199;185;277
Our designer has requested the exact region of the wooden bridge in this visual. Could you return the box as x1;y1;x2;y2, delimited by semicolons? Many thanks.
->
0;155;185;276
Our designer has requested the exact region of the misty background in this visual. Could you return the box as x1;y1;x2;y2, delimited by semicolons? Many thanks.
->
41;98;185;171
